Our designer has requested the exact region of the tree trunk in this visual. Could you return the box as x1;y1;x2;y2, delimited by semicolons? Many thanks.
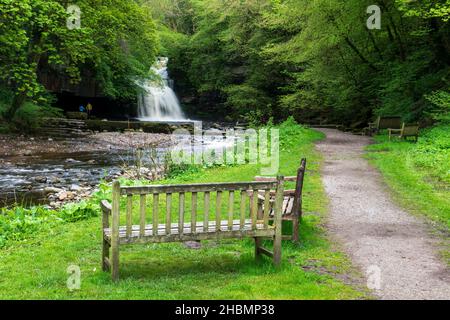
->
344;37;379;71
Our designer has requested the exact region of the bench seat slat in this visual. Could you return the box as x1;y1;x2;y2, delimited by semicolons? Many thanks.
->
285;197;294;215
104;219;274;244
281;198;289;215
113;228;275;244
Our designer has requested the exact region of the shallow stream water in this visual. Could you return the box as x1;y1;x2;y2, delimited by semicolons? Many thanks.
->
0;132;235;206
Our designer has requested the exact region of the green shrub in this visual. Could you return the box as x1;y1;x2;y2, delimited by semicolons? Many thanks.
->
370;124;450;184
410;125;450;183
13;102;63;132
58;201;100;223
167;163;202;178
279;116;307;150
425;90;450;124
0;200;100;247
0;206;61;247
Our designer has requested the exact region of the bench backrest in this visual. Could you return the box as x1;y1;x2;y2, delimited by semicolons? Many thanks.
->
253;158;306;218
402;123;419;136
110;179;284;239
292;158;307;218
377;116;402;130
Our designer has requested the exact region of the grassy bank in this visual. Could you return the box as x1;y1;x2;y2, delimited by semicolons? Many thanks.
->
366;125;450;232
0;120;367;299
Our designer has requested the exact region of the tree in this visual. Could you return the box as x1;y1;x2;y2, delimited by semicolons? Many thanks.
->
0;0;91;119
141;0;450;125
0;0;158;120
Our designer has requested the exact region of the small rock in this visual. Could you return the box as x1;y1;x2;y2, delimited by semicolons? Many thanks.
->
23;150;33;156
66;191;75;200
44;187;63;194
70;184;82;192
58;191;68;201
48;177;61;184
48;138;53;141
35;176;47;183
183;241;202;250
65;158;80;163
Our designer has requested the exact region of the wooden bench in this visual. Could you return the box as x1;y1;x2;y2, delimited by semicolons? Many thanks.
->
101;178;285;281
388;123;419;142
252;158;306;243
368;116;402;135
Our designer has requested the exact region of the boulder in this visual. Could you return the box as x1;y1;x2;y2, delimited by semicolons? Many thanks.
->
58;191;68;201
44;187;63;194
183;241;202;250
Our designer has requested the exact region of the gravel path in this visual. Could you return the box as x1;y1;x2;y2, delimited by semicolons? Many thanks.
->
315;128;450;300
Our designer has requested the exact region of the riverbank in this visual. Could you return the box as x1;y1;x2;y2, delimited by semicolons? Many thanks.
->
0;131;174;207
0;120;369;299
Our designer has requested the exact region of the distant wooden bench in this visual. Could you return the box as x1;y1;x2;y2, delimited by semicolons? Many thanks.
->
252;158;306;243
367;116;402;135
388;123;419;142
101;178;285;281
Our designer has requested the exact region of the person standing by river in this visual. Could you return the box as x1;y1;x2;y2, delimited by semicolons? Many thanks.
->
86;102;93;118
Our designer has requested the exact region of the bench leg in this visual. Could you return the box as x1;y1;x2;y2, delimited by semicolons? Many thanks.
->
255;237;262;262
102;236;110;272
273;233;281;266
111;238;119;282
292;218;300;243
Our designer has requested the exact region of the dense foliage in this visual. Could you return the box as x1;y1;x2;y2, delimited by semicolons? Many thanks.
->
151;0;450;125
0;0;158;120
1;0;448;126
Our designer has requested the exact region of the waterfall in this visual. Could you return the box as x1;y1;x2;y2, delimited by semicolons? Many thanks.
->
137;57;185;121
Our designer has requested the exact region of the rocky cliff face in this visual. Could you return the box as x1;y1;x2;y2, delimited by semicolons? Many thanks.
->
38;67;104;98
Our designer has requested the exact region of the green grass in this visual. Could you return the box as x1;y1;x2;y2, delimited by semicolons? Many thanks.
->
0;120;368;299
366;125;450;231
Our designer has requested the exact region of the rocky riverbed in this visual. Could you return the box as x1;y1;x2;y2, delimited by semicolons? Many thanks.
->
0;131;172;157
0;131;173;208
0;127;237;208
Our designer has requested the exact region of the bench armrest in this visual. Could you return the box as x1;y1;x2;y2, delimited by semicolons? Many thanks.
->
101;200;112;229
101;200;112;213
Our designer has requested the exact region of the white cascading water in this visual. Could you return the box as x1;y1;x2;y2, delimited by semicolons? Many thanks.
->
137;57;185;121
